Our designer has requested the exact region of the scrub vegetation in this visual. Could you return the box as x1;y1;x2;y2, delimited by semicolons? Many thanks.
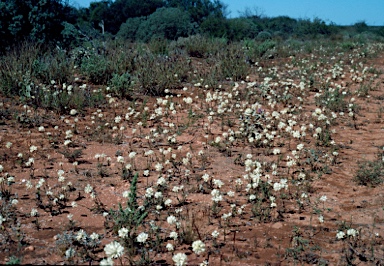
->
1;0;384;265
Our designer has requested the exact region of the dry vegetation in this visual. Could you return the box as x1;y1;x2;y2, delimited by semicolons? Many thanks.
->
1;39;384;265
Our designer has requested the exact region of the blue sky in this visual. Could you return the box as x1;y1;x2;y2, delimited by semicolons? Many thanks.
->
72;0;384;26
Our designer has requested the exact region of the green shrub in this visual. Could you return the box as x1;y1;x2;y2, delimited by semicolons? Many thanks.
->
244;40;276;61
354;147;384;187
136;7;195;42
256;31;272;41
220;44;249;81
199;14;228;38
173;34;226;58
315;87;348;112
354;160;384;187
0;43;73;98
135;53;190;96
226;18;260;41
108;73;134;99
80;53;113;85
117;17;146;41
32;48;74;84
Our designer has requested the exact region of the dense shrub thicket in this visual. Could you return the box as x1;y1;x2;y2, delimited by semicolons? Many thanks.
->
1;0;384;52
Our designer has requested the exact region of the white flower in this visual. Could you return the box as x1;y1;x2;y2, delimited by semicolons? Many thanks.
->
70;109;77;115
192;240;206;255
211;189;223;202
166;243;174;251
273;182;282;192
84;184;93;194
30;208;38;217
57;169;65;176
65;247;75;258
76;229;87;241
164;199;172;207
117;156;125;163
136;232;148;243
0;214;6;225
336;231;345;239
318;215;324;223
145;187;154;198
296;143;304;151
90;232;100;240
169;231;178;240
172;185;184;193
213;179;224;188
212;230;219;238
118;227;129;239
104;241;124;258
157;176;167;186
100;257;114;266
319;195;327;202
114;116;122;123
128;152;136;159
167;215;177;225
227;191;235;197
202;173;210;182
58;175;65;182
29;145;38;153
5;142;12;149
172;253;188;266
347;228;358;237
155;162;163;172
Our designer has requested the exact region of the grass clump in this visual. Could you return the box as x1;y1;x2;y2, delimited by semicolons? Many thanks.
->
354;147;384;187
354;159;384;187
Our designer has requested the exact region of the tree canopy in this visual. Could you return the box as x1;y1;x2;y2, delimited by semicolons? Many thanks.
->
0;0;382;51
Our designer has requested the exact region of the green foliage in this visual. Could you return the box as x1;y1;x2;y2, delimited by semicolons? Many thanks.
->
245;39;276;60
117;17;146;41
173;34;226;58
136;7;195;42
354;148;384;187
5;255;22;265
226;18;261;41
0;0;76;49
199;14;228;37
135;52;190;95
256;31;272;41
80;53;113;84
109;173;148;248
295;18;334;38
61;21;104;49
167;0;226;25
0;43;73;97
32;48;74;84
108;73;134;99
220;44;249;81
315;87;348;112
108;0;165;34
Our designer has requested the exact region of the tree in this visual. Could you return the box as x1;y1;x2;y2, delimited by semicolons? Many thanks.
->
117;16;146;41
136;7;195;41
107;0;165;34
0;0;77;49
166;0;226;25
